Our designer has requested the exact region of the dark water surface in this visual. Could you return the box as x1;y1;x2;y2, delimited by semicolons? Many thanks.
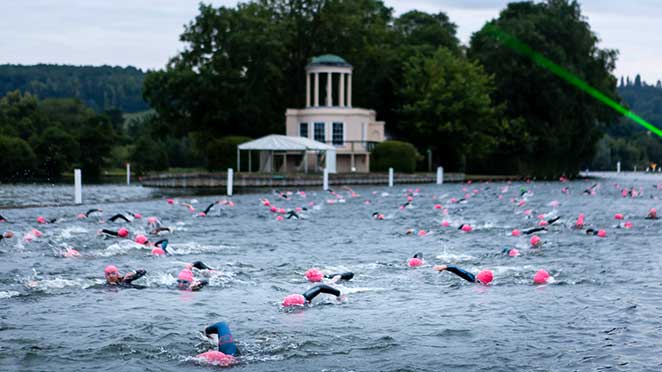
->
1;179;662;371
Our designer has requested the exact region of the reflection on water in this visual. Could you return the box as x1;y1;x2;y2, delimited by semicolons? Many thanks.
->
1;176;662;371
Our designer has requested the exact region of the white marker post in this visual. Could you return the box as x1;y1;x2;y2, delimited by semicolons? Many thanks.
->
323;168;329;191
227;168;233;196
74;169;82;204
616;161;621;173
388;168;394;187
126;163;131;185
436;166;444;185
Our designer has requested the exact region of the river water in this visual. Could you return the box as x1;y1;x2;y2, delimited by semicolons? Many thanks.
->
1;177;662;371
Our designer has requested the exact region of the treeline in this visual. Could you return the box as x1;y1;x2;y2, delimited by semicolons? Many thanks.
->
0;64;148;113
143;0;620;177
591;75;662;170
1;0;628;179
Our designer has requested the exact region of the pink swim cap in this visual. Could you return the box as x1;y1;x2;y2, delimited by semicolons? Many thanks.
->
434;204;442;209
196;350;236;366
538;220;548;227
518;200;526;207
418;230;427;236
151;247;165;256
295;207;302;212
408;257;423;267
135;234;148;244
117;228;129;238
305;268;324;282
36;216;46;224
276;215;284;221
441;221;450;227
450;198;457;203
104;265;119;275
263;200;271;206
530;235;542;247
511;229;522;237
133;213;142;219
282;294;306;307
178;269;194;282
32;229;43;237
508;248;520;257
461;225;472;232
270;206;277;213
167;198;174;204
597;229;606;237
77;213;86;219
198;212;206;217
64;248;80;257
533;269;550;284
624;221;633;229
278;208;286;214
147;217;158;224
614;213;624;220
476;270;493;285
407;196;413;202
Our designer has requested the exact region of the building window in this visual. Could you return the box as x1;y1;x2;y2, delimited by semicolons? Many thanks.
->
332;122;344;146
299;122;308;138
314;122;325;142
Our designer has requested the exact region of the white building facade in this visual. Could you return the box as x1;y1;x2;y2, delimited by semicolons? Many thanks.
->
285;55;385;173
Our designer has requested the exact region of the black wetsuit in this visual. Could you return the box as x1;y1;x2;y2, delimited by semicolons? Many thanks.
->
85;209;102;217
286;210;299;220
192;261;213;270
303;284;341;302
0;215;8;222
101;229;119;237
108;214;131;223
523;227;548;235
325;272;354;281
150;227;171;235
110;269;147;288
154;239;169;251
443;265;476;283
203;203;216;215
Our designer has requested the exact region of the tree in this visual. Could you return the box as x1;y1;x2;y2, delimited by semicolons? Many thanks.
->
77;117;116;178
469;0;621;177
370;140;420;173
398;47;502;171
129;136;169;174
0;135;36;181
31;127;80;180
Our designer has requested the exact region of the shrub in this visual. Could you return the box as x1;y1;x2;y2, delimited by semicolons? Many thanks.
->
129;136;169;174
371;140;421;173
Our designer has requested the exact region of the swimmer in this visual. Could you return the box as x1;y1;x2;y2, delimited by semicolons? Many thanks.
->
181;202;196;212
104;265;146;286
203;321;240;356
176;267;208;291
645;208;658;220
372;212;384;220
325;272;354;281
127;211;142;219
585;228;606;237
108;213;131;223
433;265;493;285
201;202;217;216
275;190;289;199
0;231;14;241
286;210;299;220
150;226;172;235
523;226;548;235
151;239;169;255
85;208;103;217
282;284;343;307
0;215;7;222
99;228;129;238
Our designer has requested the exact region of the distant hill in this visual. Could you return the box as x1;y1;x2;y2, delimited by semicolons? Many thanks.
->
613;75;662;136
0;64;148;113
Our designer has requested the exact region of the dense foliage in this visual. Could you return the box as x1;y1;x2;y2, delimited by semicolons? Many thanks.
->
468;0;621;177
370;140;421;173
0;64;147;113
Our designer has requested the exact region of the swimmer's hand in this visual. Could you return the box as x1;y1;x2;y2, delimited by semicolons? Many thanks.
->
135;269;146;275
433;265;448;272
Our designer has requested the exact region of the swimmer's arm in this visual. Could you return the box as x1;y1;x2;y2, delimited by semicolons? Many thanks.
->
123;269;146;284
434;265;476;283
190;280;208;291
100;229;119;237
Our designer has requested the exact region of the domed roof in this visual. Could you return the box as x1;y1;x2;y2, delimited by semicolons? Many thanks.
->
307;54;352;68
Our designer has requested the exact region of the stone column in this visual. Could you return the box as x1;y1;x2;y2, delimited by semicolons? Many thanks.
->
347;74;352;107
339;73;345;107
326;72;333;106
314;72;319;107
306;72;311;107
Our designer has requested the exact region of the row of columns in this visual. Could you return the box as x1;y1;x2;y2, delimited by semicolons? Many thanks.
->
306;72;352;108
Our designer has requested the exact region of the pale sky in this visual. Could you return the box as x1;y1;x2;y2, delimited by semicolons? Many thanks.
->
1;0;660;82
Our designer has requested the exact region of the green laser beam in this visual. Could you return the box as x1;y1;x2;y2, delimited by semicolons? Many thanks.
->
484;24;662;138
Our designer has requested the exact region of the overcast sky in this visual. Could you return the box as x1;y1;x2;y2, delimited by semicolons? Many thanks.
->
2;0;660;82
